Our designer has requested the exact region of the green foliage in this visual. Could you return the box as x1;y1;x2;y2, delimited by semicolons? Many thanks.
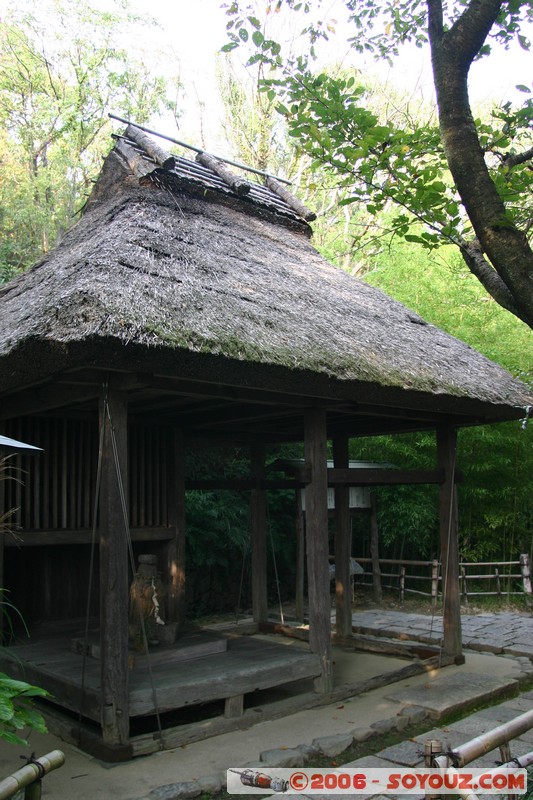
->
0;0;181;278
223;0;533;327
184;446;300;616
0;673;49;746
0;460;49;745
351;239;533;561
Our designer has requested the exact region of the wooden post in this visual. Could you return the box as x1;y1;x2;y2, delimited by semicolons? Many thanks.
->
461;566;468;605
399;565;406;602
431;559;439;607
437;426;463;663
0;422;5;636
333;436;352;638
99;388;130;747
304;408;333;693
369;493;382;603
251;443;268;623
495;567;501;597
520;554;532;599
295;489;305;623
167;429;186;625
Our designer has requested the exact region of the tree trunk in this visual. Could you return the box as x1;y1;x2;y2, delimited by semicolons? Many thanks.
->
427;0;533;328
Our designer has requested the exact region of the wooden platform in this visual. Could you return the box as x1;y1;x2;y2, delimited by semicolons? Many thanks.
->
0;624;322;724
0;620;441;760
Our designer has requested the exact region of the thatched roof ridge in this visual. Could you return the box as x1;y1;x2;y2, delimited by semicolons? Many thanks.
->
1;134;532;422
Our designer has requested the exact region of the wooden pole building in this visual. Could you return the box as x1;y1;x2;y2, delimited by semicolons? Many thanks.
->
0;123;531;756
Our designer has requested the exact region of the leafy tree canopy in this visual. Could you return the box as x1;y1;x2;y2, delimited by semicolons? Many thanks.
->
223;0;533;329
0;0;181;281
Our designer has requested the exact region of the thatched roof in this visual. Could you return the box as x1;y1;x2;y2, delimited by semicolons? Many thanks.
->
0;127;531;437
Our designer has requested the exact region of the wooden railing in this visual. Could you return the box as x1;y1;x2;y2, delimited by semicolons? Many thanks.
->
354;554;532;605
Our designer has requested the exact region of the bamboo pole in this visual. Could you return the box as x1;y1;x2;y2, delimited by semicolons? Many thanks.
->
0;751;65;800
447;708;533;767
424;739;443;800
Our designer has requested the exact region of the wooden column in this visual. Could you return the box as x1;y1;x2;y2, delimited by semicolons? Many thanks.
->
99;389;130;747
304;408;333;693
369;494;382;603
0;422;5;635
437;426;463;663
251;443;268;623
294;488;305;623
333;436;352;638
167;429;186;625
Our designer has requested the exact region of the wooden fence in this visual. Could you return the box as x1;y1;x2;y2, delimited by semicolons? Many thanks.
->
354;553;532;605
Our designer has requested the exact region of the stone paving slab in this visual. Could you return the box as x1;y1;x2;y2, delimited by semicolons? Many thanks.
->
352;610;533;662
386;672;518;717
372;740;425;767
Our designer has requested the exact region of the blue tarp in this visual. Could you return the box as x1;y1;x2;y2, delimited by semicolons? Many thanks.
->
0;435;43;451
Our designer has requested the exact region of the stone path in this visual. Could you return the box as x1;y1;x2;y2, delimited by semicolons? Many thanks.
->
327;689;533;800
352;609;533;659
2;611;532;800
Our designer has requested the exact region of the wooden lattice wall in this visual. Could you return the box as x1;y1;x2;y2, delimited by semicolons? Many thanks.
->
2;416;175;625
3;417;172;531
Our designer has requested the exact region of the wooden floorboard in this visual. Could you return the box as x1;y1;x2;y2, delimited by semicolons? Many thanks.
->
0;629;322;720
129;637;321;716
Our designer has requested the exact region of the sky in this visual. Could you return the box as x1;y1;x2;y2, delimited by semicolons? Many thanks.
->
121;0;533;152
2;0;531;153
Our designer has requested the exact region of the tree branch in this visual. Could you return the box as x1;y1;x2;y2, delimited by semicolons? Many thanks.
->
503;147;533;170
426;0;444;43
444;0;503;67
458;238;527;322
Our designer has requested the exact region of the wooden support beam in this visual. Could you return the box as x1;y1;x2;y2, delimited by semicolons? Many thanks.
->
0;421;5;635
98;388;130;746
437;426;463;663
294;489;305;623
185;478;306;491
224;694;244;719
304;408;333;693
251;443;268;623
0;384;100;420
333;436;352;638
3;527;176;547
167;429;186;625
369;494;382;603
327;468;448;486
